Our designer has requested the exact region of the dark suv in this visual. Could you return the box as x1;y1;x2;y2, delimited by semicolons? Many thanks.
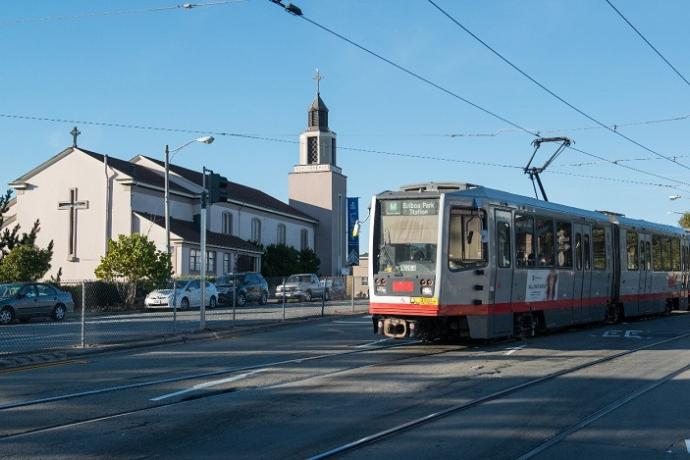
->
216;273;269;306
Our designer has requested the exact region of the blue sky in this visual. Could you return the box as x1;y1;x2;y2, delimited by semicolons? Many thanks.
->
2;0;690;249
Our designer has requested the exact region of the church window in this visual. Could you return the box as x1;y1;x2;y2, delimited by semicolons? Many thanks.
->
222;212;233;235
223;253;232;274
307;137;318;164
189;249;200;272
331;138;336;165
300;229;309;251
277;224;286;245
251;218;262;244
207;251;217;274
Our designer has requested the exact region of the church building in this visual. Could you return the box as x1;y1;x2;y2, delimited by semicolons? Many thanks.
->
2;83;349;279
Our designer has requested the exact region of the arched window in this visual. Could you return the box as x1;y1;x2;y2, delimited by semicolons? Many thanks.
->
251;218;262;244
277;224;286;245
300;229;309;250
222;212;233;235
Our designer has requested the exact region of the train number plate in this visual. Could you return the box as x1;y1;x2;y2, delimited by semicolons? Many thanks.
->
410;297;438;305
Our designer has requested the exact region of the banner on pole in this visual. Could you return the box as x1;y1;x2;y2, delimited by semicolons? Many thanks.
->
347;197;359;265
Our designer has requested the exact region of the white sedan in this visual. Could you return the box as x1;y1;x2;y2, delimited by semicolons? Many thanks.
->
145;280;218;310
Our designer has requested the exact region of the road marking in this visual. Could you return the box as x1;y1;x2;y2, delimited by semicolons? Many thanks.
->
685;439;690;454
355;338;392;348
150;369;267;401
331;320;371;324
603;329;646;339
505;345;526;356
0;359;87;374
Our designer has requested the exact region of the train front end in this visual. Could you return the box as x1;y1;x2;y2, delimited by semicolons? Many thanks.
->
368;192;443;339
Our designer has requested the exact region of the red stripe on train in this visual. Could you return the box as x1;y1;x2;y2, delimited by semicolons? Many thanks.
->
370;292;675;316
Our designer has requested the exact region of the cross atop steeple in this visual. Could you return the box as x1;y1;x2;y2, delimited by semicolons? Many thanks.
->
70;126;81;148
313;68;323;95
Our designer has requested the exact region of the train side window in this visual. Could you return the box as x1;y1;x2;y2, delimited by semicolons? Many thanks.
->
645;241;651;271
575;233;582;271
663;238;672;271
639;239;646;271
448;209;487;270
592;227;606;270
652;235;662;271
515;214;535;267
584;233;591;271
495;210;511;268
626;231;638;271
672;238;681;271
536;218;554;267
556;222;572;268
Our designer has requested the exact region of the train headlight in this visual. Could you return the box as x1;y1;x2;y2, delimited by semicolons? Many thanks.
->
421;286;433;296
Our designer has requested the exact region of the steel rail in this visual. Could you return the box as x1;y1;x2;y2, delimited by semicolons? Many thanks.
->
306;329;690;460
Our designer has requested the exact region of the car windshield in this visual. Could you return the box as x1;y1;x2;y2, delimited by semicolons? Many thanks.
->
287;275;311;283
0;283;23;297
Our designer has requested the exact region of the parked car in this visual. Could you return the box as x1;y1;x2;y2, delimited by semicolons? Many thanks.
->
216;273;269;307
275;273;327;302
320;278;347;300
145;280;218;310
0;283;75;325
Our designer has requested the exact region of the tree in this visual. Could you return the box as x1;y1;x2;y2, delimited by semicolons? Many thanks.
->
0;244;53;282
0;189;44;259
298;248;320;274
261;244;300;277
95;234;172;306
679;212;690;229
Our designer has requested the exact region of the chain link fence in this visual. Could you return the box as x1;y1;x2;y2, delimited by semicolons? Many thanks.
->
0;276;369;357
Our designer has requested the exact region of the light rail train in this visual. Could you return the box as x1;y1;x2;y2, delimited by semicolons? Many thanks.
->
368;183;689;340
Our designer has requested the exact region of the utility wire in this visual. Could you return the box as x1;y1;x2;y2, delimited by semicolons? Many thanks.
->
604;0;690;88
426;0;690;171
0;1;245;26
1;111;688;191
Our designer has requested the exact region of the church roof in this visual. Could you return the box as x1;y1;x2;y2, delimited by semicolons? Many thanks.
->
137;213;262;254
141;156;317;223
80;149;196;194
310;94;329;112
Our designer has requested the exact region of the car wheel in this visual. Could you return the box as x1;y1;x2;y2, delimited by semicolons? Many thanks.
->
237;292;247;307
303;290;312;302
324;289;331;301
0;307;15;325
209;296;217;309
181;297;190;309
52;304;67;322
259;291;268;305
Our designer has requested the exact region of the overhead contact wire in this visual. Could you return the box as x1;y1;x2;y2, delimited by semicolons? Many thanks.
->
427;0;690;171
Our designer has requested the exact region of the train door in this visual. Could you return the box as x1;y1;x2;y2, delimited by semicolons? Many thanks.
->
621;229;641;316
581;225;593;321
494;209;513;306
638;234;652;313
572;224;585;323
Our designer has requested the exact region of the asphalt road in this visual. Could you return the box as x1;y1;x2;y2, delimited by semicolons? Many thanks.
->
0;299;369;355
1;311;689;459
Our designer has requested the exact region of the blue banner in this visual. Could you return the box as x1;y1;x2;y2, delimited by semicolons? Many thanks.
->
346;197;359;265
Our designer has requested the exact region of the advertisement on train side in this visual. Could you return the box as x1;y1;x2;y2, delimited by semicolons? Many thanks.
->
526;270;559;302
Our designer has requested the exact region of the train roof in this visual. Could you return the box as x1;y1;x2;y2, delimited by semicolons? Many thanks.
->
385;183;686;236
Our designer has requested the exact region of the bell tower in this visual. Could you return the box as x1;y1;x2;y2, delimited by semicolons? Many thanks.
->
288;70;347;275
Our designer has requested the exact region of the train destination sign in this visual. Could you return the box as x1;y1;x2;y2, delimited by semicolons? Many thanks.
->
383;199;438;216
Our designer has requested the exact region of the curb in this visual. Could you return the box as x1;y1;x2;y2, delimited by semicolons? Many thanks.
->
0;310;369;371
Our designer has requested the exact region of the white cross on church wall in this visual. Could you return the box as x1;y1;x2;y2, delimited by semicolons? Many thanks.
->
57;188;89;261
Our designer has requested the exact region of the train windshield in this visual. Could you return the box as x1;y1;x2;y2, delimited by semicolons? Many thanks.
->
375;198;439;275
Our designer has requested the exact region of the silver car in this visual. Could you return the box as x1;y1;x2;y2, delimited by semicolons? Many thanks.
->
145;280;218;310
0;283;75;325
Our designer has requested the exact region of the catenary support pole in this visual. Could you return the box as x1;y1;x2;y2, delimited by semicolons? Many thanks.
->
80;281;86;348
282;277;286;321
351;276;355;313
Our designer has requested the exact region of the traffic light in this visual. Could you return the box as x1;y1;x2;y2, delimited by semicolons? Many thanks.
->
207;172;229;204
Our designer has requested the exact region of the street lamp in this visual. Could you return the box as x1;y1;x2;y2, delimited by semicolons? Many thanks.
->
669;195;682;201
164;136;214;256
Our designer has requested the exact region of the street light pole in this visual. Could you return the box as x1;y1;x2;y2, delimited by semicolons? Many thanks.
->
200;166;209;330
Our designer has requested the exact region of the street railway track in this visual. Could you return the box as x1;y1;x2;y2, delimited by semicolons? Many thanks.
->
306;329;690;460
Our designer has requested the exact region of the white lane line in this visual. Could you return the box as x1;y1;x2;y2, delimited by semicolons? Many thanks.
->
331;320;371;324
505;345;526;355
355;338;391;348
685;439;690;454
150;369;267;401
